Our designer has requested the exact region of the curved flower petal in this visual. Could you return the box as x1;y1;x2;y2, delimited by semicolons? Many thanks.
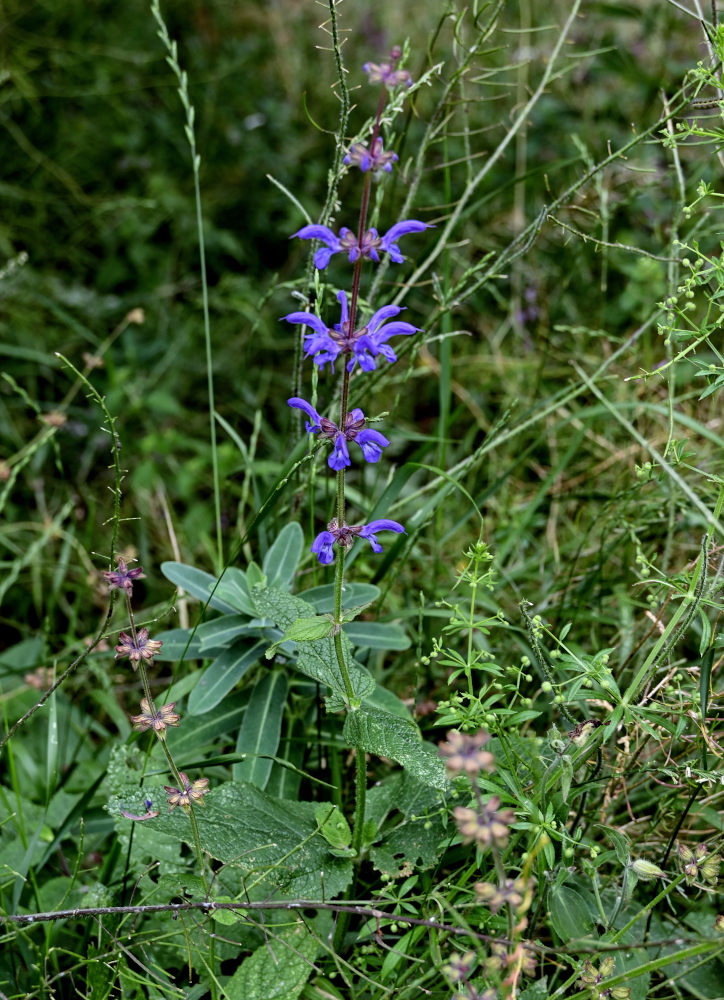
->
287;397;322;433
372;320;418;344
336;290;349;328
356;429;390;463
367;303;403;333
380;220;430;263
359;519;406;553
311;531;336;565
329;434;351;471
283;311;329;338
292;225;341;247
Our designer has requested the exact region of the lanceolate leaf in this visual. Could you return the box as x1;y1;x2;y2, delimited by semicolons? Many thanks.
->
233;671;288;789
215;567;257;616
187;640;264;715
342;620;410;650
262;522;304;589
160;561;238;614
343;707;447;789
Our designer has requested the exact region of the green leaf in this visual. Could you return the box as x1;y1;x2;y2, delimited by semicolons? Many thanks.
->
160;693;249;756
301;582;381;612
153;627;209;661
160;561;237;613
265;616;335;658
343;621;411;650
598;825;631;867
246;560;266;590
560;755;573;803
188;641;264;715
197;615;258;651
362;684;414;720
216;567;257;616
343;708;447;789
223;919;317;1000
253;586;375;705
116;782;353;899
233;672;288;789
547;885;596;941
367;772;447;876
314;803;351;850
263;522;303;589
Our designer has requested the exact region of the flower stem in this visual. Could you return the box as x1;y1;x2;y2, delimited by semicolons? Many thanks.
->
124;593;210;895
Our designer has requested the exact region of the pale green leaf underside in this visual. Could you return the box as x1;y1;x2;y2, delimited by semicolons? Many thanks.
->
343;707;447;789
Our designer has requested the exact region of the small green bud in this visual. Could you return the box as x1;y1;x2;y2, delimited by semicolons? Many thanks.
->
631;859;666;881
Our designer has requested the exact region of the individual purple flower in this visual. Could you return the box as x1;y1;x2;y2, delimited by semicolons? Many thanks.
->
103;556;145;595
363;46;413;89
344;137;398;173
115;628;163;669
288;397;390;470
311;517;406;564
290;220;429;270
284;291;418;372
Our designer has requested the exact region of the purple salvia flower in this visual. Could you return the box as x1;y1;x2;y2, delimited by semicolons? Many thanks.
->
344;137;398;173
288;398;390;471
363;46;413;89
103;557;145;595
311;517;406;564
290;220;430;270
358;519;406;553
284;291;418;373
311;530;336;565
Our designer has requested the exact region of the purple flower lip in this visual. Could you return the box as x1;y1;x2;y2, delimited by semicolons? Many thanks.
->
311;517;406;564
284;290;419;373
288;398;390;471
290;219;430;271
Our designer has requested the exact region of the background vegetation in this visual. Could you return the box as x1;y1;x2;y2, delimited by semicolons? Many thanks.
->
1;0;723;997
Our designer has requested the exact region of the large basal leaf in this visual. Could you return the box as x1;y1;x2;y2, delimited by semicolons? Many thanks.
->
222;918;317;1000
300;582;381;612
343;708;447;789
253;586;374;705
262;522;304;590
342;620;410;651
153;627;209;661
215;567;257;616
161;561;238;614
111;781;353;899
188;641;264;715
233;671;288;788
197;615;258;651
155;693;249;756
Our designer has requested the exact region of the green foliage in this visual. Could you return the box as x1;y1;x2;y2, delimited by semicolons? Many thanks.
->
2;0;724;997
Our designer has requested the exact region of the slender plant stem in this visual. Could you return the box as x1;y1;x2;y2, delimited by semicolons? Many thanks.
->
150;0;222;573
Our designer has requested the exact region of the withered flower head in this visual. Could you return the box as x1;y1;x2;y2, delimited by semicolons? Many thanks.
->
439;729;495;778
475;876;531;914
115;627;162;668
442;950;476;984
131;698;180;737
103;556;145;595
164;772;209;812
453;796;515;851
